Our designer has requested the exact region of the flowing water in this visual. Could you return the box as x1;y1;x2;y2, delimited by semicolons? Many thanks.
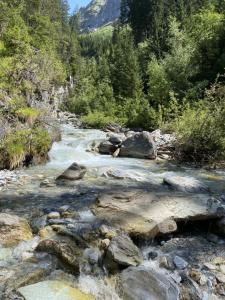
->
1;124;225;299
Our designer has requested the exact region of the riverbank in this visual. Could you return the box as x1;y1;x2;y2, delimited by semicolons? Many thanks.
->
0;125;225;299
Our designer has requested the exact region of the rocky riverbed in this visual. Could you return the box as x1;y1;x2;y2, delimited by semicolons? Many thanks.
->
0;124;225;300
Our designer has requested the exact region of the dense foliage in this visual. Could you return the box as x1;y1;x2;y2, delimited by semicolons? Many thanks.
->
66;0;225;164
0;0;79;168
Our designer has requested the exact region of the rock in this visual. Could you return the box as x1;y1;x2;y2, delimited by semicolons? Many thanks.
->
204;262;217;271
220;265;225;274
121;264;180;300
112;148;120;158
83;248;102;265
93;189;218;239
31;216;47;234
215;272;225;283
173;256;188;270
18;280;94;300
108;133;125;145
217;217;225;234
0;213;32;247
102;168;147;182
56;163;87;181
104;235;142;272
119;131;157;159
47;212;60;220
36;238;81;272
159;256;174;270
100;239;110;250
98;141;117;155
148;251;158;260
163;174;210;193
212;257;225;265
58;205;70;212
189;269;207;286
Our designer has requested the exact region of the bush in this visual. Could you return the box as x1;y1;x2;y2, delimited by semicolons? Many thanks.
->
173;83;225;164
15;107;40;126
81;111;123;129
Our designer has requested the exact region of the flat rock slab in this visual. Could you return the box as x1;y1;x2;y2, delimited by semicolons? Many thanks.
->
93;190;220;238
18;280;94;300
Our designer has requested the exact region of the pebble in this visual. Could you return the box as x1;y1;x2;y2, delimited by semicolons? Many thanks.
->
173;256;188;270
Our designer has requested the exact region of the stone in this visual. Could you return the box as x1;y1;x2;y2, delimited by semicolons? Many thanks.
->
56;163;86;181
163;174;210;193
112;148;120;158
220;265;225;274
148;251;158;260
212;257;225;265
104;235;142;272
189;269;207;286
98;141;117;155
36;238;81;272
93;189;218;239
108;133;125;145
58;205;70;212
47;212;60;219
203;262;217;271
31;216;47;234
0;213;32;247
100;239;110;250
215;272;225;283
83;248;101;265
119;131;157;159
18;280;94;300
173;256;188;270
121;264;180;300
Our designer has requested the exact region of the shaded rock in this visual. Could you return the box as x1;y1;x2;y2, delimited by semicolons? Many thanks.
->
121;264;180;300
104;235;142;273
112;148;120;158
18;280;94;300
98;141;117;155
0;213;32;247
119;131;157;159
36;238;81;272
163;174;210;193
56;163;86;181
108;133;125;145
93;190;218;238
31;216;47;234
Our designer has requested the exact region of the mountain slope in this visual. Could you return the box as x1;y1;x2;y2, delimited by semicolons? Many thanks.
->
79;0;121;31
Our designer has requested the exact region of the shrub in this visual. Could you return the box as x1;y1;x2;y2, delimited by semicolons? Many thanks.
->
15;107;40;126
81;111;123;129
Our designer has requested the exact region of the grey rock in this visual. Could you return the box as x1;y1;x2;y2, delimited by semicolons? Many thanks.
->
121;264;180;300
119;131;157;159
56;163;86;181
47;212;60;220
104;235;142;272
173;256;188;270
31;216;47;234
163;174;210;193
98;141;117;155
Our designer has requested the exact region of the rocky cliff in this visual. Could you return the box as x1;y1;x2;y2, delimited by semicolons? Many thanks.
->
79;0;121;31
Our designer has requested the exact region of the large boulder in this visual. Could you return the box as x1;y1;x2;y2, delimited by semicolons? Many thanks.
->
119;131;157;159
121;264;180;300
92;189;220;239
56;163;86;181
0;213;32;247
104;235;143;272
163;175;210;193
18;280;94;300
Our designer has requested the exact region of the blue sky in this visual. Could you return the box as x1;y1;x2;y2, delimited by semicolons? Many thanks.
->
68;0;91;12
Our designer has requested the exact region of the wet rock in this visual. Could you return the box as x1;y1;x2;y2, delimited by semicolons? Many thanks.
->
163;174;210;193
36;238;81;272
47;212;60;219
108;133;125;145
112;148;120;157
217;217;225;234
159;256;174;270
215;272;225;283
104;235;142;273
56;163;87;181
31;216;47;234
121;264;180;300
98;141;117;155
173;255;188;270
0;213;33;247
148;251;158;260
58;205;70;212
189;269;207;286
18;280;94;300
83;248;102;266
102;168;148;182
203;262;217;271
119;131;157;159
93;189;218;239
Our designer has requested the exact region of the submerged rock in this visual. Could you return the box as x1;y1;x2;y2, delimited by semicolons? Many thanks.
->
163;174;210;193
18;280;93;300
104;235;142;273
56;163;87;181
0;213;32;247
121;264;180;300
93;189;220;238
119;131;157;159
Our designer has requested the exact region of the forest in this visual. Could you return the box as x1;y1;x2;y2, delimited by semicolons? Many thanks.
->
0;0;225;168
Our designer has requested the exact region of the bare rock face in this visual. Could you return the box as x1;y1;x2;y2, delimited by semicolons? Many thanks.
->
121;264;180;300
104;235;143;273
56;163;87;181
92;189;220;238
119;131;157;159
163;175;210;193
0;213;32;247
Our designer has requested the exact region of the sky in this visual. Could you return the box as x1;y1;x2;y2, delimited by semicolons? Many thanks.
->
68;0;91;12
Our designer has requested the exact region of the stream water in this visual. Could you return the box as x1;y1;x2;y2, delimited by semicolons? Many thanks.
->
1;124;225;299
